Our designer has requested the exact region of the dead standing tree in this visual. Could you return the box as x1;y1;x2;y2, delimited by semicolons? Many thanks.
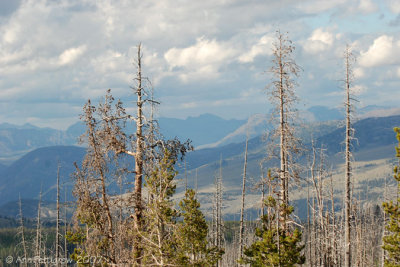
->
267;30;301;232
34;188;43;267
212;155;224;267
238;136;248;264
130;43;146;263
343;45;356;267
17;195;28;267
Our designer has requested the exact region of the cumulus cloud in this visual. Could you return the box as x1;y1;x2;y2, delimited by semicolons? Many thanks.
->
238;34;273;63
359;35;400;67
0;0;397;127
358;0;378;13
353;67;365;79
58;46;87;66
303;28;335;54
386;0;400;13
164;38;236;82
295;0;348;14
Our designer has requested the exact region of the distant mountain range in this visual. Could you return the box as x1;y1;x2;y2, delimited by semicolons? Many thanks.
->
1;105;396;166
0;114;245;165
0;114;399;220
0;146;85;206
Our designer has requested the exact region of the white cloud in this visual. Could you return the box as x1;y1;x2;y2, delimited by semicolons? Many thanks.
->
165;38;235;68
238;34;273;63
164;38;236;82
386;0;400;13
358;0;378;13
0;0;397;128
303;28;335;54
58;46;87;66
353;67;365;79
359;35;400;67
296;0;348;14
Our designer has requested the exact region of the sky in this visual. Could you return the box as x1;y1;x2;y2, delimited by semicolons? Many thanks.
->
0;0;399;129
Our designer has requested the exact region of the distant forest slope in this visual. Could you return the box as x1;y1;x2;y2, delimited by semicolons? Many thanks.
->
0;115;399;219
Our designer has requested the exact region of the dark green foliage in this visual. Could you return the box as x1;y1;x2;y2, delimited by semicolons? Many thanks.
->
141;149;180;266
240;192;305;267
241;221;304;267
382;127;400;266
176;189;223;266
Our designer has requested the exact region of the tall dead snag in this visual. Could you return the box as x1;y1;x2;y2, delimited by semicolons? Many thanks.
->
18;195;28;267
240;30;304;267
238;136;248;264
343;45;356;267
268;30;301;231
34;188;43;267
64;190;68;267
55;164;60;267
132;44;145;262
212;155;224;267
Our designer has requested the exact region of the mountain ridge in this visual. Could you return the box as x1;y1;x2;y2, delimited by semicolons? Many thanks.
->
0;114;399;218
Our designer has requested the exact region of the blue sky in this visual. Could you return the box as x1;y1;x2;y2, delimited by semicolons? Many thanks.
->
0;0;399;129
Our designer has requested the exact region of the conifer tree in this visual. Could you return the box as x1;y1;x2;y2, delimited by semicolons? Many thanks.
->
141;149;180;266
240;171;305;267
176;189;223;266
382;127;400;266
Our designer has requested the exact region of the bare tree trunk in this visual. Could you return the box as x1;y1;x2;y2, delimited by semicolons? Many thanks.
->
382;175;388;267
64;190;68;267
18;195;28;267
260;162;265;220
238;137;248;264
216;155;224;267
344;45;354;267
307;179;312;267
35;188;42;267
133;43;145;264
279;49;287;232
329;171;338;266
56;164;60;267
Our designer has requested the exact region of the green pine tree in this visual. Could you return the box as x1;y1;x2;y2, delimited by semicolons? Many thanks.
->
382;127;400;266
176;189;223;266
141;149;180;266
240;172;305;267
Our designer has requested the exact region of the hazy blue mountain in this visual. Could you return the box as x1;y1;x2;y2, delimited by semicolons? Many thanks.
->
0;199;74;220
0;114;246;165
0;123;78;165
307;106;343;121
0;163;6;173
305;105;396;122
65;121;85;141
315;115;400;154
1;107;394;166
359;105;390;113
0;146;86;205
158;113;246;147
0;115;399;219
